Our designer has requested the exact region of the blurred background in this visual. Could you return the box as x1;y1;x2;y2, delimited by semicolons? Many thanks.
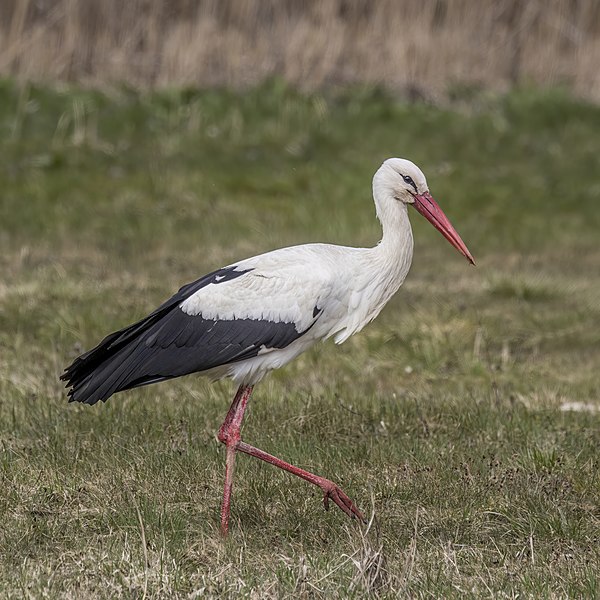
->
1;1;599;598
1;0;600;98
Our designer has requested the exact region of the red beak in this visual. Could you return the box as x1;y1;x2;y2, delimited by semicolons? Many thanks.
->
411;192;475;265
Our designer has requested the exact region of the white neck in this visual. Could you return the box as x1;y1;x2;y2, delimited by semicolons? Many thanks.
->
329;180;415;344
371;180;414;283
333;187;414;344
364;184;415;316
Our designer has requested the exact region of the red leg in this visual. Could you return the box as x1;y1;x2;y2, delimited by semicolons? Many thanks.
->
217;385;364;537
218;384;253;536
236;440;365;521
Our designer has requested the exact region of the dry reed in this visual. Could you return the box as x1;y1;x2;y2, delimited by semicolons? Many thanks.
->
1;0;599;99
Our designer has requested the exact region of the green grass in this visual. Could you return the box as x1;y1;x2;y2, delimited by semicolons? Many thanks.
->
0;79;599;598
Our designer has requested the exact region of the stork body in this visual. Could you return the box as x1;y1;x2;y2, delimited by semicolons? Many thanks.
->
62;158;473;535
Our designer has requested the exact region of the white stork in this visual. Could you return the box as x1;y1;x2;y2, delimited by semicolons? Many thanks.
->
61;158;474;535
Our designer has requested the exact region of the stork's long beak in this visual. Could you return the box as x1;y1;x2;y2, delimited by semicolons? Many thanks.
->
411;192;475;265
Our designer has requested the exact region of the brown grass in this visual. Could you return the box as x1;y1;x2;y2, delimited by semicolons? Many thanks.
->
1;0;600;100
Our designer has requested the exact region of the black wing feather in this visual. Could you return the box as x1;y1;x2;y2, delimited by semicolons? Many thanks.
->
60;266;314;405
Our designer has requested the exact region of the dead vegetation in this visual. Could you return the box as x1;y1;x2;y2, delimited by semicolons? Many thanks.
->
1;0;600;100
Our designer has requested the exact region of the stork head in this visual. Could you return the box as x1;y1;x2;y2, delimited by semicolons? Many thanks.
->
374;158;475;265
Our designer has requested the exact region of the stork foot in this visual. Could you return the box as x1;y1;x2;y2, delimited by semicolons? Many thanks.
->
319;478;366;522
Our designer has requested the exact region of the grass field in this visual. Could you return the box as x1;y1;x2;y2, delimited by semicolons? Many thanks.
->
0;79;599;597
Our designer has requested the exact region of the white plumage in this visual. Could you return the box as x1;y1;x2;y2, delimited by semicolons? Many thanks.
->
61;157;473;534
181;234;414;385
175;158;424;385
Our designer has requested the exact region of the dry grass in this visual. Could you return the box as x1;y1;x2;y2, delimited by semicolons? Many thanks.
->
1;0;600;100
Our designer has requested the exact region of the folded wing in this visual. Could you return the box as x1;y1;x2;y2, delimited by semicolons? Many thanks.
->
61;263;326;405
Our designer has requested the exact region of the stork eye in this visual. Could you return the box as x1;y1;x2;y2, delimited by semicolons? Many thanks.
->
402;174;417;191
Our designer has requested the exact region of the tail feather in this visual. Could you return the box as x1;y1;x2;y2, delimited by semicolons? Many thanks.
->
61;286;187;404
61;330;169;405
60;266;252;404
